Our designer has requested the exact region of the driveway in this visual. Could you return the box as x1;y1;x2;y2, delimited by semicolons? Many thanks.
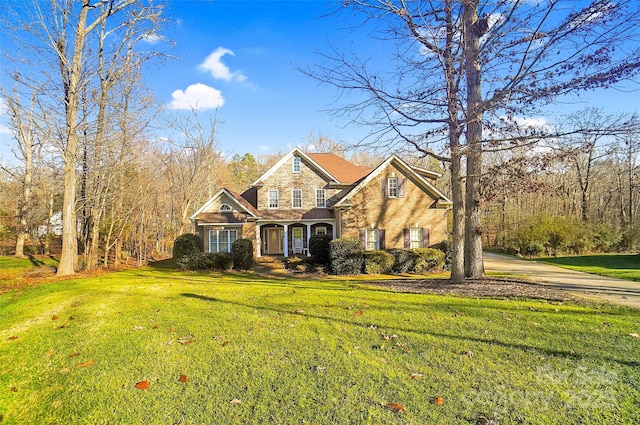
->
483;252;640;308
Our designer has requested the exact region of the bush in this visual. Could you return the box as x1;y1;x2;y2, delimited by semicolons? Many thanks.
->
330;238;364;275
413;248;446;273
309;234;331;265
387;248;418;273
173;234;203;260
232;239;254;270
364;250;395;274
177;252;233;271
285;256;312;273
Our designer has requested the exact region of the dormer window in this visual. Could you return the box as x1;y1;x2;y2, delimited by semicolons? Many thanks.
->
219;204;232;213
293;156;301;173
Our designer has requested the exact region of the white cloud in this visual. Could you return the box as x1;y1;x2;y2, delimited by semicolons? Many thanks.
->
142;33;165;44
0;125;13;135
169;83;224;110
198;47;247;82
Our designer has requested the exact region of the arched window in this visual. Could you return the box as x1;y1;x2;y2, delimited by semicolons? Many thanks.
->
219;204;232;212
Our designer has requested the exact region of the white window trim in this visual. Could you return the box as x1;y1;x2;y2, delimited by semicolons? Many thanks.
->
388;177;398;198
315;226;327;235
208;229;238;253
293;157;301;173
268;189;279;209
410;227;423;249
219;203;232;212
292;189;302;209
316;189;326;208
366;229;379;251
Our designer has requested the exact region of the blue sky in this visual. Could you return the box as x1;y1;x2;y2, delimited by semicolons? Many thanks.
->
1;0;638;161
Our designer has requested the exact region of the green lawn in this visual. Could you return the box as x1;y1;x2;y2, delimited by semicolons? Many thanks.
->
537;254;640;282
1;261;639;424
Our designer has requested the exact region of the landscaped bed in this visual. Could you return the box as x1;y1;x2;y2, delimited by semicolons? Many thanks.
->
1;259;639;424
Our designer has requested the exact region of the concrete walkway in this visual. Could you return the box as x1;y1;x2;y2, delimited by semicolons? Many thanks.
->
484;252;640;308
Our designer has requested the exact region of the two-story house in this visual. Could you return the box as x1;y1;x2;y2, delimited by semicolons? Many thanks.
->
190;148;452;258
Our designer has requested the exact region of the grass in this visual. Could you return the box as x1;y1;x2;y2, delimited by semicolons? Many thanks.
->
0;256;59;288
1;259;639;424
537;254;640;282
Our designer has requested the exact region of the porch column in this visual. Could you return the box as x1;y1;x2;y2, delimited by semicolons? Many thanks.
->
256;224;262;258
283;224;289;258
332;221;337;239
306;223;312;256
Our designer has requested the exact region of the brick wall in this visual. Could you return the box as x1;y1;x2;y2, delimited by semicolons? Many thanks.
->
340;163;448;248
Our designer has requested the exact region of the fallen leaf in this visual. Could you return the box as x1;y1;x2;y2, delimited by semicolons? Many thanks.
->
8;336;18;341
179;375;188;383
132;325;144;331
152;325;158;329
630;333;639;338
76;360;94;368
434;397;445;405
230;398;242;404
178;334;195;345
222;341;230;347
386;403;405;413
294;308;305;314
135;380;150;390
59;368;70;374
11;387;18;393
168;326;177;332
410;373;423;380
69;316;75;320
355;310;364;316
69;352;81;358
46;350;54;357
52;315;59;321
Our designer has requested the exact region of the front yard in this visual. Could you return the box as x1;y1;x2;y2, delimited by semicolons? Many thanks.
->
537;254;640;282
1;260;639;424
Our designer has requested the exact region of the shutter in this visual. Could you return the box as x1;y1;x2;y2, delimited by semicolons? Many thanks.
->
423;227;430;247
379;229;385;250
398;178;406;198
359;229;366;249
381;178;387;198
403;229;410;248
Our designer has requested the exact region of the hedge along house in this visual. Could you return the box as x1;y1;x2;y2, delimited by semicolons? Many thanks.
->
190;148;452;258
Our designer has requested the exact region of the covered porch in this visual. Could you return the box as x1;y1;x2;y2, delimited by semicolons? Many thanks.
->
257;221;335;258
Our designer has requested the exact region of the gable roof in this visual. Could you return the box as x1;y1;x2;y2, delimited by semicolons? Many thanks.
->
190;188;260;221
332;155;453;208
251;148;340;186
306;153;371;184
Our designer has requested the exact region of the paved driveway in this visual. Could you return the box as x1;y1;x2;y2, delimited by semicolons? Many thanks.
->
483;252;640;308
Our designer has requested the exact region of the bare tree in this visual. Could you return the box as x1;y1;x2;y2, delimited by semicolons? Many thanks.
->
308;0;640;281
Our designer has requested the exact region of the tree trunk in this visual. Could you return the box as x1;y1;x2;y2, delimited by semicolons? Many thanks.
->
463;0;484;278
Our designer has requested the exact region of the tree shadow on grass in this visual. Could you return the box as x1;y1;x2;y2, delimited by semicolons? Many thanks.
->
147;258;177;270
181;291;640;368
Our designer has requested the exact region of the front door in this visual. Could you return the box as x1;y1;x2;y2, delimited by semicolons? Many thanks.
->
264;228;283;254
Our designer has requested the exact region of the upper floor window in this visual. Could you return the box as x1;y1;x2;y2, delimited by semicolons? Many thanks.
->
268;190;279;209
388;177;398;198
293;157;301;173
219;204;232;212
316;189;326;208
292;189;302;208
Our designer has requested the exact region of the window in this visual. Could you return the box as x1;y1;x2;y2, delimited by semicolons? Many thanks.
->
388;177;398;198
315;226;327;236
293;157;301;173
219;204;232;212
292;189;302;208
268;190;279;209
209;229;238;253
316;189;326;208
410;227;423;249
366;229;379;251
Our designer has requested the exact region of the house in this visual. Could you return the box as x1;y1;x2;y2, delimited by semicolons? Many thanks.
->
190;148;452;258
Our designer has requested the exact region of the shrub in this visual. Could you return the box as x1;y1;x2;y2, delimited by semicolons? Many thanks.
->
177;252;233;271
309;234;331;265
285;255;312;273
387;248;417;273
413;248;446;273
232;239;254;270
364;250;395;274
173;234;203;260
330;238;364;275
